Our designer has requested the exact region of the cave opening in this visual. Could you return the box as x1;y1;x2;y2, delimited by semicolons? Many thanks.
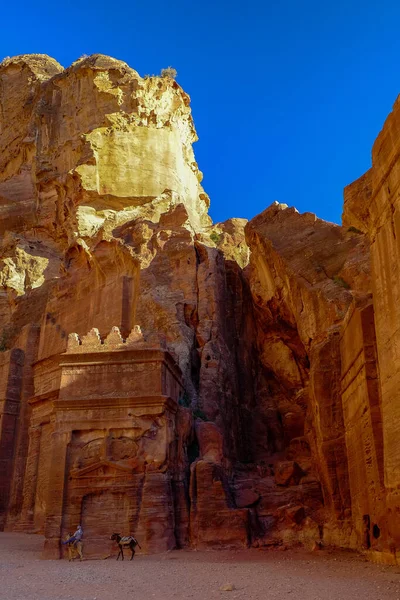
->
373;524;381;539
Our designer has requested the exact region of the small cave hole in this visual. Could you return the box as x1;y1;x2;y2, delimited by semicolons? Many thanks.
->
187;439;199;464
373;524;381;539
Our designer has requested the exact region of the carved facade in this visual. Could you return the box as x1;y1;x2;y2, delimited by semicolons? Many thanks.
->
2;53;400;564
7;326;186;557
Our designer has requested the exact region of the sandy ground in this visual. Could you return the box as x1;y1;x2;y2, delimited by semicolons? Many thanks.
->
1;533;400;600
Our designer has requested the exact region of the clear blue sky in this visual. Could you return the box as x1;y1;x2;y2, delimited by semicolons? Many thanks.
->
1;1;399;225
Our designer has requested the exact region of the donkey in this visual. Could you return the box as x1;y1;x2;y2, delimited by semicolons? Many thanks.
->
110;533;141;561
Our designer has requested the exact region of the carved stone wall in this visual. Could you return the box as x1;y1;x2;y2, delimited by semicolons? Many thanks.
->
15;326;187;557
340;298;385;554
3;53;400;564
0;348;24;529
343;94;400;563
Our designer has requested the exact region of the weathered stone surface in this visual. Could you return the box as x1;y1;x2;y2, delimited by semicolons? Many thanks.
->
285;505;306;525
190;460;249;548
274;461;305;487
0;53;252;556
1;52;400;564
195;421;223;464
234;488;260;509
342;94;400;561
30;326;184;557
220;583;236;592
340;297;384;552
244;202;369;527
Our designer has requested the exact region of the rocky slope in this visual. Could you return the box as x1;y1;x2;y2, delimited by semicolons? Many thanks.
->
0;53;399;563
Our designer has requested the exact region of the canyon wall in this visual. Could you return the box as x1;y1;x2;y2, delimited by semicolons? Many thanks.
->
343;94;400;562
0;53;399;563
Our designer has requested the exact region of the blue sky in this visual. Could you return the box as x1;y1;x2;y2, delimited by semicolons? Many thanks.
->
1;0;399;225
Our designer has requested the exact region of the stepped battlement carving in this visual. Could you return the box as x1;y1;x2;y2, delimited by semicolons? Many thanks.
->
66;325;167;353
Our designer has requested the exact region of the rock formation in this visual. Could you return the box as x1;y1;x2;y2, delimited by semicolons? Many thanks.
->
0;52;399;564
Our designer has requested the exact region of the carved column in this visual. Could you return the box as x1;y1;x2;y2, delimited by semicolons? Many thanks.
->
42;430;71;559
19;426;42;530
0;348;24;530
5;325;40;530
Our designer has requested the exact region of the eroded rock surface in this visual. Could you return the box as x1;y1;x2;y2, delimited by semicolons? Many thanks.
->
0;52;399;564
342;93;400;563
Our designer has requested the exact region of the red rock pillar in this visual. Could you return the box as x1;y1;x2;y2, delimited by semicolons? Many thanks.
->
0;348;24;530
5;325;40;530
42;431;70;559
340;300;385;548
136;472;176;553
19;426;42;530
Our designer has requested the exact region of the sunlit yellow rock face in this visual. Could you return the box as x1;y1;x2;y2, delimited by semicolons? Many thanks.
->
0;54;210;262
0;52;213;365
0;53;253;551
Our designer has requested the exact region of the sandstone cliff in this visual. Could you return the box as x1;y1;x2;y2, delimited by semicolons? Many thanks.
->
0;53;399;564
343;93;400;563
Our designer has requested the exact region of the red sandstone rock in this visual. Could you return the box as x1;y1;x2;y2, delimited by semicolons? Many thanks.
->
190;460;249;548
286;505;306;525
195;421;223;463
274;462;305;487
244;202;370;544
342;94;400;557
0;51;399;564
234;488;260;509
0;54;253;556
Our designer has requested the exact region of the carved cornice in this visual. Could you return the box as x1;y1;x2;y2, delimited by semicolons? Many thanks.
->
53;394;178;413
69;459;134;478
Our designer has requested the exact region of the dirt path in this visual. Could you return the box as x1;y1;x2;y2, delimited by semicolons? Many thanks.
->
1;532;400;600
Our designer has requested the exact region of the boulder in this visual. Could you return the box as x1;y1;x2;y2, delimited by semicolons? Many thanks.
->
274;461;305;486
235;488;260;509
195;421;223;464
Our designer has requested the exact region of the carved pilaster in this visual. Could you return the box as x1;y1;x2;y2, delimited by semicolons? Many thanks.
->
19;426;42;530
42;431;71;559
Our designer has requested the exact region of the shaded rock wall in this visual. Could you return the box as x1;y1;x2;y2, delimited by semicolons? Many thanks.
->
244;203;370;545
340;297;384;553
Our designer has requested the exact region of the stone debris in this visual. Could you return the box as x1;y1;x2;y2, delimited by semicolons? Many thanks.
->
219;583;236;591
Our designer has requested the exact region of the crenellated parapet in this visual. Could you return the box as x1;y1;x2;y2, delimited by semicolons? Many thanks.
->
66;325;166;354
